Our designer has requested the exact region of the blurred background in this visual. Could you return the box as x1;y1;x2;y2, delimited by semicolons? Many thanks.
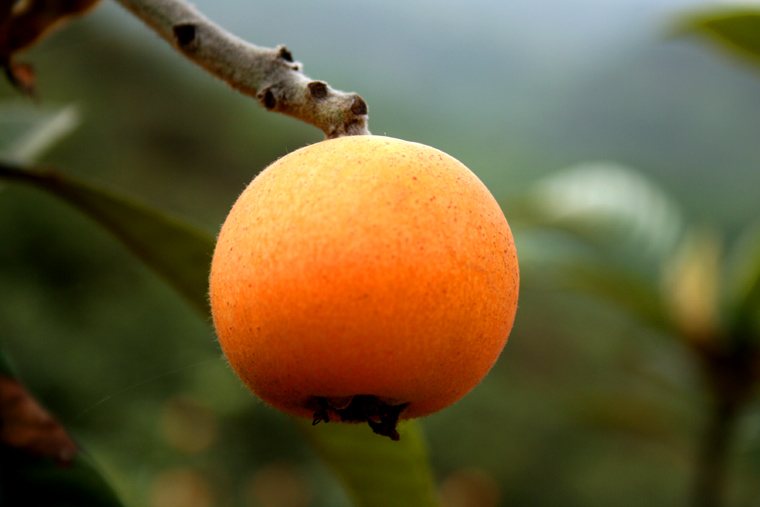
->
2;0;760;506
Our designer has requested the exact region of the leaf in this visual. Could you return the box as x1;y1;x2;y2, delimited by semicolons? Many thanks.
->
295;418;439;507
519;162;685;271
0;375;77;465
512;162;683;327
563;261;668;329
518;231;667;329
661;228;723;344
0;450;125;507
672;7;760;66
2;60;36;97
0;161;214;315
0;0;102;95
0;0;102;54
0;102;81;163
0;348;124;507
569;387;695;448
723;219;760;339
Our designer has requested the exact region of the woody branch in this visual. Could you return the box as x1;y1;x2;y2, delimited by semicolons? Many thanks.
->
113;0;370;138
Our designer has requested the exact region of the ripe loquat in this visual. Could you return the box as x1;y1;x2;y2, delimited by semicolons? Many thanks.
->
209;136;518;439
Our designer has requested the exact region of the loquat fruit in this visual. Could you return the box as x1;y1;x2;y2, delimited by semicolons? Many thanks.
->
209;136;518;439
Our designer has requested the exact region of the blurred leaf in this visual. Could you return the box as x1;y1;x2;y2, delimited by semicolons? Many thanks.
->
0;375;77;465
521;242;668;330
296;418;439;507
0;0;102;53
0;347;13;377
0;449;124;507
2;60;36;96
0;161;214;315
0;0;102;95
516;162;684;272
0;102;80;163
673;7;760;66
0;347;123;507
662;228;723;344
570;387;694;448
562;261;667;329
512;163;683;328
724;219;760;339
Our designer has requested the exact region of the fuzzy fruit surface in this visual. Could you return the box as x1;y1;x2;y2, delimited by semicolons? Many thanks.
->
209;135;519;422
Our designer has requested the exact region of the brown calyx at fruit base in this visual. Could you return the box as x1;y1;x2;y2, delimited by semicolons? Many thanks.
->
311;395;410;441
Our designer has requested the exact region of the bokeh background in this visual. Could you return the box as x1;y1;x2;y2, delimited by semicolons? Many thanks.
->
2;0;760;506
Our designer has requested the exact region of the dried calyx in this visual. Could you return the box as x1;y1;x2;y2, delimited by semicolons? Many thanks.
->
311;395;410;441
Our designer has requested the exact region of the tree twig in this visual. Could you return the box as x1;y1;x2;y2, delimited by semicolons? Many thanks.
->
691;396;738;507
689;341;758;507
111;0;370;138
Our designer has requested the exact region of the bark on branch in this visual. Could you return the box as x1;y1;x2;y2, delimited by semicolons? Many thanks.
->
112;0;370;138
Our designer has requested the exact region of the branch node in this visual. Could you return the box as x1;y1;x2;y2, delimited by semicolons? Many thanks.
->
276;45;293;62
173;23;197;49
275;45;300;70
350;95;368;116
307;81;328;100
259;87;277;110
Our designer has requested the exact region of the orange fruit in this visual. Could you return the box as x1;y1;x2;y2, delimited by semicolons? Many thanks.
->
209;135;518;439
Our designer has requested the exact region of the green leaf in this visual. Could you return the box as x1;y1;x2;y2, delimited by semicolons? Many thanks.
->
563;261;667;329
295;418;439;507
0;161;214;315
723;219;760;339
512;163;683;327
0;349;14;377
673;8;760;65
569;387;696;446
518;231;667;329
0;450;125;507
0;102;80;163
517;162;685;272
0;348;124;507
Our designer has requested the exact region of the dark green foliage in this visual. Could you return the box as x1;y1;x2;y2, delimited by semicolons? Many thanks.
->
674;9;760;66
0;161;215;315
0;448;123;507
0;350;124;507
514;160;760;507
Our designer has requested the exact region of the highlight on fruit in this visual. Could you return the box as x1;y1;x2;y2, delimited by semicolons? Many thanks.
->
209;135;519;439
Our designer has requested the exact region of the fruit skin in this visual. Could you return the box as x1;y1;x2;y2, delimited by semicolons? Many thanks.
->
209;135;518;421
